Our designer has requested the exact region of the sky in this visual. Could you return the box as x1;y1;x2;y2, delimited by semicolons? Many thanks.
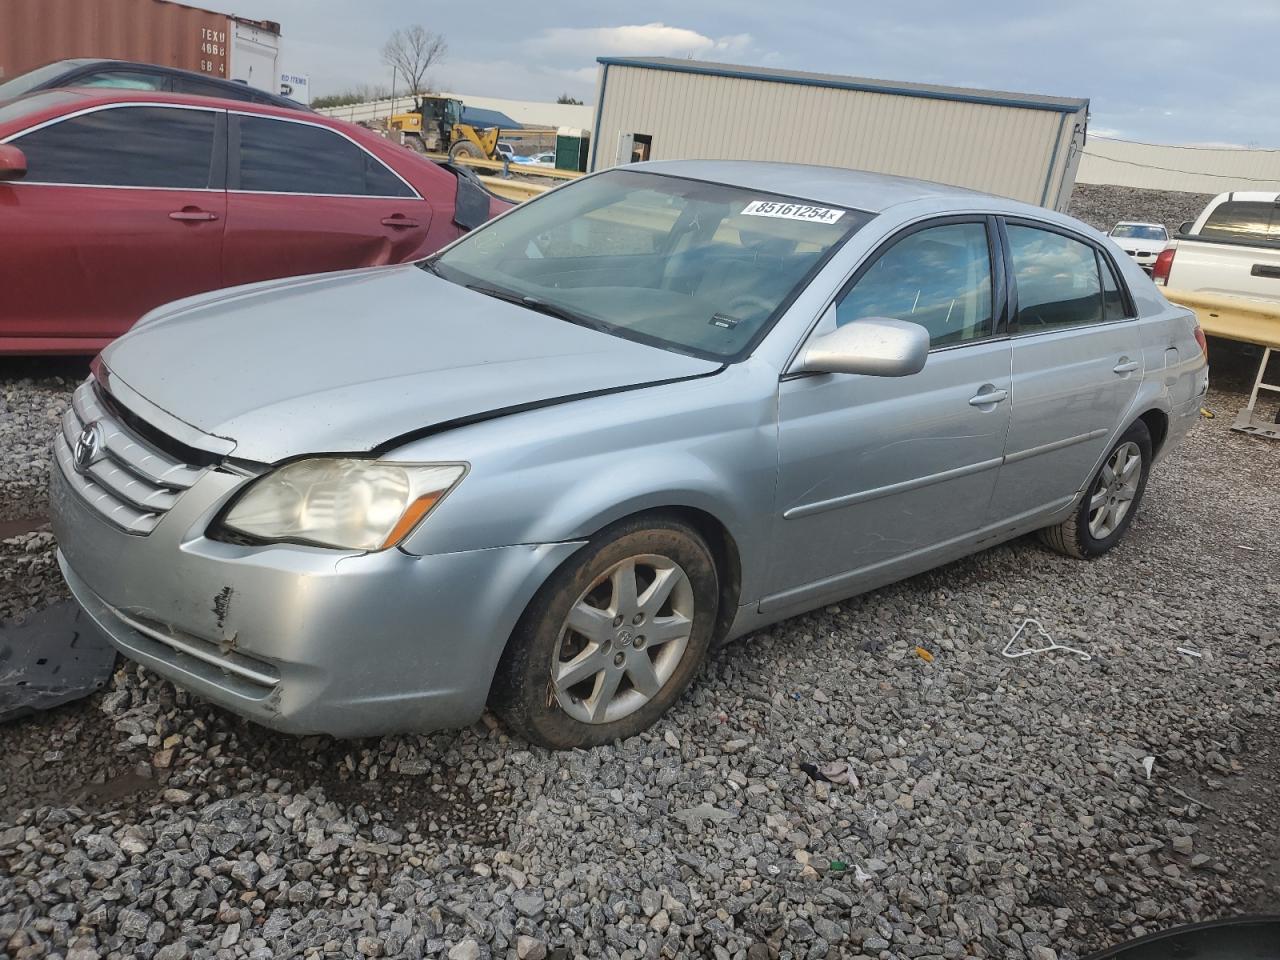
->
248;0;1280;148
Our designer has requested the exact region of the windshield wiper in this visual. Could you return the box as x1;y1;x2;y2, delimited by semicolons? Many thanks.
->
463;283;610;333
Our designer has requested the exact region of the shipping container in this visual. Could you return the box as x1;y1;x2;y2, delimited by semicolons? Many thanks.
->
590;58;1089;211
0;0;281;93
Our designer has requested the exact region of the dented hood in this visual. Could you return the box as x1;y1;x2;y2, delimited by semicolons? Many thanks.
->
100;265;719;464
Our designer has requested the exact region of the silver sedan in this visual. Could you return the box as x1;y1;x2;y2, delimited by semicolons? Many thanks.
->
51;161;1209;748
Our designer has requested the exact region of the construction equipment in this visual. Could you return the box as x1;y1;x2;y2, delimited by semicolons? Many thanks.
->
388;95;500;161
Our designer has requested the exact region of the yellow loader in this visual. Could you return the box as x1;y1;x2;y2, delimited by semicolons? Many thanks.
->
388;95;500;161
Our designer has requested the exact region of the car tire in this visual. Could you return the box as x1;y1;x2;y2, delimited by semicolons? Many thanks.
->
491;515;719;749
1038;420;1153;559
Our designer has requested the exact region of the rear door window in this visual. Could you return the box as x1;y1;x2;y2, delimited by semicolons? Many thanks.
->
1007;225;1104;332
1199;200;1280;242
173;76;249;100
1099;254;1129;323
235;115;414;198
13;106;218;188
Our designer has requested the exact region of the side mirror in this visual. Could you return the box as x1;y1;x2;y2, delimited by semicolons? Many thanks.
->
793;317;930;377
0;144;27;182
1179;220;1195;236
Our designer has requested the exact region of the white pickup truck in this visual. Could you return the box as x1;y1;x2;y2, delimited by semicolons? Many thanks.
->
1154;191;1280;295
1155;191;1280;438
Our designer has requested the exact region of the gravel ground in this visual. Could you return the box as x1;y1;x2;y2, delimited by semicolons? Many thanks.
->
1066;184;1215;236
2;346;1278;960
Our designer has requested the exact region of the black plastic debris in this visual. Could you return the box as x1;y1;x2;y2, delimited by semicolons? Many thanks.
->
0;600;117;722
1085;916;1280;960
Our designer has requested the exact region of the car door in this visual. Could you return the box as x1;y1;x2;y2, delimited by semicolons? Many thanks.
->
766;217;1013;608
223;113;433;287
1;103;226;346
989;220;1144;520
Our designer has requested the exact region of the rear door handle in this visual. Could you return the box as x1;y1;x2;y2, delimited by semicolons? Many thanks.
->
1113;359;1140;374
169;207;218;222
1251;263;1280;279
968;388;1008;406
381;215;420;229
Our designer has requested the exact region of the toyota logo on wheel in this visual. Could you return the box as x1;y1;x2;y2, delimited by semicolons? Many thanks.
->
73;422;105;472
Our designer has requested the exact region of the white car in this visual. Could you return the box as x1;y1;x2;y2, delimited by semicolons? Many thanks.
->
1109;222;1169;272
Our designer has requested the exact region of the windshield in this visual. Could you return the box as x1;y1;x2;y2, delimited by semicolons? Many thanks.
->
431;169;870;360
1111;224;1167;241
0;60;84;101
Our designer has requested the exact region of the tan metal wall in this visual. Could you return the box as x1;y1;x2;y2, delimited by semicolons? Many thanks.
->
1077;137;1280;194
0;0;277;84
592;64;1083;208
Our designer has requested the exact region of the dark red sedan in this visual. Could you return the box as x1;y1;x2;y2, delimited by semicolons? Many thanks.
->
0;89;510;354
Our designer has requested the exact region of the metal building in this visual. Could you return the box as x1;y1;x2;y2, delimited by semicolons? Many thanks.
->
589;58;1089;210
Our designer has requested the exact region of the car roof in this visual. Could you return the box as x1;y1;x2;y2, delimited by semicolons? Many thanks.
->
1114;221;1164;227
0;88;358;139
8;87;313;119
624;159;1049;217
51;58;307;110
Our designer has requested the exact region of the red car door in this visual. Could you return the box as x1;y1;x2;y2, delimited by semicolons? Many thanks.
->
0;103;226;352
222;113;434;287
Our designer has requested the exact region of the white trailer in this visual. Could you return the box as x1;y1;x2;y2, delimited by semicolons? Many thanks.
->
589;58;1089;211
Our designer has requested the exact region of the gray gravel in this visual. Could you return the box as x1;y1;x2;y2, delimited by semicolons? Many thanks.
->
1067;183;1215;236
2;350;1278;960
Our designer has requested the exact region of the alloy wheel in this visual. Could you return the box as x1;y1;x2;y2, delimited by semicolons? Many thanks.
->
1088;441;1142;539
550;554;695;724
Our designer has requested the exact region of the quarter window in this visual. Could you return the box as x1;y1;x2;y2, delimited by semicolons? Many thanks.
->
236;116;413;197
14;106;216;188
1007;225;1103;331
836;222;994;347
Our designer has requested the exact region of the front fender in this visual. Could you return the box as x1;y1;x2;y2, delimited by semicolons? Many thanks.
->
395;364;780;603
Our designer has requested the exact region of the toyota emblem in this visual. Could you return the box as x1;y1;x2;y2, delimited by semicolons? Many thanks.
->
73;422;105;472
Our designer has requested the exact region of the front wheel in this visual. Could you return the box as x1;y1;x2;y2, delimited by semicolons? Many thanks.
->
491;516;719;749
1038;420;1152;559
448;140;484;161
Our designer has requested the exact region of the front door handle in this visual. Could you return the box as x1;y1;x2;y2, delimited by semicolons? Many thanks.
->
1113;359;1140;374
169;207;218;222
968;387;1009;407
381;215;420;229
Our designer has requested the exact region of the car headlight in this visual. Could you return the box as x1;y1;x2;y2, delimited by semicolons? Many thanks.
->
220;458;466;551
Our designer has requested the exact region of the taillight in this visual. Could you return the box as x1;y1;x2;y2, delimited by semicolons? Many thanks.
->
1193;323;1208;360
1152;247;1176;286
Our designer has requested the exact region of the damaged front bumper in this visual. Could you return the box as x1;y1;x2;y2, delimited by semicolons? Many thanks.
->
51;461;582;737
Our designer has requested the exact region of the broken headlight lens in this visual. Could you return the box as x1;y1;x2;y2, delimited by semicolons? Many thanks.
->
220;459;466;551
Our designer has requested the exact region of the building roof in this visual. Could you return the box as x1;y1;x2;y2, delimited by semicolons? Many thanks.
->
623;159;1058;219
596;57;1089;115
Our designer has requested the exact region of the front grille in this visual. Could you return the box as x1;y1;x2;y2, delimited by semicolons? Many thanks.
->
55;381;207;535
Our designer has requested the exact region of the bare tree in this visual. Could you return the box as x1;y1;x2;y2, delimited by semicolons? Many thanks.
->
382;25;447;96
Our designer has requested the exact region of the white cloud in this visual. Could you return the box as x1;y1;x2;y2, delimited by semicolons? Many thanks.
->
528;23;754;60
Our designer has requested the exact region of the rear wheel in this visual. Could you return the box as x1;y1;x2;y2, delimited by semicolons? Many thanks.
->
1038;420;1152;559
491;516;718;749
